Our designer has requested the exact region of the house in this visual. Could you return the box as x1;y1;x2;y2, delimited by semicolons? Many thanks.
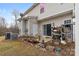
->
18;3;75;42
17;3;79;56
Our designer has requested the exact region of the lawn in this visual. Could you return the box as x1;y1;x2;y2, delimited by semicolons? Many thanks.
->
0;36;5;41
0;36;75;56
0;36;52;56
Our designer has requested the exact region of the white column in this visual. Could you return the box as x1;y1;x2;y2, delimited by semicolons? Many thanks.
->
27;17;38;36
20;20;26;36
75;4;79;56
32;19;38;36
27;19;31;35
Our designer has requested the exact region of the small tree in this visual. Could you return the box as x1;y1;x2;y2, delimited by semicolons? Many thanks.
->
0;17;7;36
12;9;20;27
12;9;20;33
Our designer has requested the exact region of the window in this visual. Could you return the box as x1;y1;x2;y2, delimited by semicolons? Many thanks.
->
43;24;51;36
40;3;45;14
40;7;44;14
64;20;71;24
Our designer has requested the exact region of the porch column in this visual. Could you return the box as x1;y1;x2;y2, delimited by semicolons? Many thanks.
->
27;16;38;36
27;19;31;35
20;20;26;36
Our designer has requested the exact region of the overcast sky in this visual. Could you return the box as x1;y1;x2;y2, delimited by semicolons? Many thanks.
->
0;3;33;26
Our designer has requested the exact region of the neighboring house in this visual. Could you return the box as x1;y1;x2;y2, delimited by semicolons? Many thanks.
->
18;3;75;41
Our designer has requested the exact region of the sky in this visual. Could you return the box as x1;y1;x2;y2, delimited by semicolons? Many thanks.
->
0;3;33;26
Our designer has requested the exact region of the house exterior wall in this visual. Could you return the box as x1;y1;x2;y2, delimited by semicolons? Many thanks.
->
25;4;40;17
38;3;74;20
22;3;74;36
24;3;74;20
38;13;73;36
20;3;74;38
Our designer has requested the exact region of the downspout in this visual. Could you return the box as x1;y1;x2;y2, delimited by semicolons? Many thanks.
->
72;3;75;42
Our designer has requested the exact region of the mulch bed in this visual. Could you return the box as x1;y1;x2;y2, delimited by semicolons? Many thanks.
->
45;40;75;56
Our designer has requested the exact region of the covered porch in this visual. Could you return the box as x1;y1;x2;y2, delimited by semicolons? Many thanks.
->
18;15;38;36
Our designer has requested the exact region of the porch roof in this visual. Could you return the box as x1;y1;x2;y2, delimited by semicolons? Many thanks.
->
17;15;38;22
